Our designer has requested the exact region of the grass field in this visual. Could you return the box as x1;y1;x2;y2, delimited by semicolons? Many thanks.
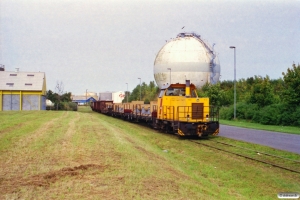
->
0;107;299;199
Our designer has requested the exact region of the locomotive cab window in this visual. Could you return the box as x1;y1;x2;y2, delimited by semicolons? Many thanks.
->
179;89;185;96
166;87;186;96
191;89;198;97
166;88;174;96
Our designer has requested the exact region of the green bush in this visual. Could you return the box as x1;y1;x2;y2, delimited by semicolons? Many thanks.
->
220;102;300;127
220;102;258;120
219;106;233;120
54;102;78;111
236;102;258;120
244;104;259;120
291;107;300;126
257;104;282;125
273;104;299;126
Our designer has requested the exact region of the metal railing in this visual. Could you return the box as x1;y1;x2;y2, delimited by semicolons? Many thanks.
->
160;105;219;123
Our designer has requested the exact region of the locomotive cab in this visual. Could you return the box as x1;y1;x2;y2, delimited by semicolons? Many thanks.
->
156;80;219;137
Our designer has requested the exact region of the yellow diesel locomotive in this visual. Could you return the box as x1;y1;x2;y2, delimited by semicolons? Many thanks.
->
153;80;219;137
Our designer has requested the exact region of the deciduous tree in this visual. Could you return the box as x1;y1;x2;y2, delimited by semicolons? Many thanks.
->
282;63;300;106
247;75;275;107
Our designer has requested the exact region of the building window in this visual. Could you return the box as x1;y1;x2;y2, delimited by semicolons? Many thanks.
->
10;74;17;76
25;83;33;86
27;74;34;76
6;83;14;86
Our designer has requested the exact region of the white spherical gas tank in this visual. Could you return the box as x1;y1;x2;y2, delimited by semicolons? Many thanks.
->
154;32;220;89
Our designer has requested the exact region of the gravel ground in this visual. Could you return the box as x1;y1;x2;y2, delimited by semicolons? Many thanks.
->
219;125;300;154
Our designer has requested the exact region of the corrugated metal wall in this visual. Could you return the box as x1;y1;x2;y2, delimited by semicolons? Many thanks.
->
1;94;46;111
3;95;20;110
41;96;46;110
99;93;113;101
22;95;39;110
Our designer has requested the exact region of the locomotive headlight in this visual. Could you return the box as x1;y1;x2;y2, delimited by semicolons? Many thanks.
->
206;114;209;121
187;114;190;121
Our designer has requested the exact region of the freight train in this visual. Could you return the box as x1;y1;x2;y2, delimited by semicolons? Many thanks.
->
91;80;219;137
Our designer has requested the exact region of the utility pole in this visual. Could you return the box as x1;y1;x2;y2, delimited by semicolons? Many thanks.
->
230;46;236;119
138;78;141;101
126;83;128;103
86;89;88;106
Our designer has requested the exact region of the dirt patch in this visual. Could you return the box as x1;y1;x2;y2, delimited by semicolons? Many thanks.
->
0;122;26;135
0;164;106;194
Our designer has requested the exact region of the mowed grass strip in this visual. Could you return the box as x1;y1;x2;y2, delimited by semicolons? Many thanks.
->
0;107;299;200
0;111;73;178
0;111;64;151
220;119;300;135
0;111;60;135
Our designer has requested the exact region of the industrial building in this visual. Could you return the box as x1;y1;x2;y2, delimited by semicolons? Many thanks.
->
0;68;47;111
99;91;125;103
71;92;98;105
72;96;97;105
71;91;125;105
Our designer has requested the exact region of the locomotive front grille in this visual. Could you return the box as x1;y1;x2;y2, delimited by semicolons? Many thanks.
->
192;103;203;120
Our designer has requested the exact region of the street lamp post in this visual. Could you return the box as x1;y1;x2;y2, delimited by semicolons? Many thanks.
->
230;46;236;119
86;89;88;106
138;78;141;101
167;68;171;84
126;83;128;103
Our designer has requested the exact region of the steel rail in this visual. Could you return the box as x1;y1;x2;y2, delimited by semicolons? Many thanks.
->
190;140;300;174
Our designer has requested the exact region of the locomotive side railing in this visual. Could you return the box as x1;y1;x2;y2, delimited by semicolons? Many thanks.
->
161;106;174;120
177;106;219;122
209;106;219;122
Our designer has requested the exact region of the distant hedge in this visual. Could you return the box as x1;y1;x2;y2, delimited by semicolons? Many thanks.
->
220;103;300;127
47;102;78;111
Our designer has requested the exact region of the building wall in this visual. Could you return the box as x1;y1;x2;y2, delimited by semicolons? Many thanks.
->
99;92;113;101
0;91;46;111
112;91;125;103
22;95;39;110
41;96;46;110
3;94;20;110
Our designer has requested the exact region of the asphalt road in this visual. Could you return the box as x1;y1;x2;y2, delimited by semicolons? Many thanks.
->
218;125;300;154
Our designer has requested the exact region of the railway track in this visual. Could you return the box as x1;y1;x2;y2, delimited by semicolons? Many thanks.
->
191;139;300;174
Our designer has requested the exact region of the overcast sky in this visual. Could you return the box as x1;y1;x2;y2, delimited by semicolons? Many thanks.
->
1;0;299;95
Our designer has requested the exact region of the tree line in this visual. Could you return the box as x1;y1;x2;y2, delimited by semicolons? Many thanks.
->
46;81;77;111
199;63;300;127
123;81;159;103
126;63;300;127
